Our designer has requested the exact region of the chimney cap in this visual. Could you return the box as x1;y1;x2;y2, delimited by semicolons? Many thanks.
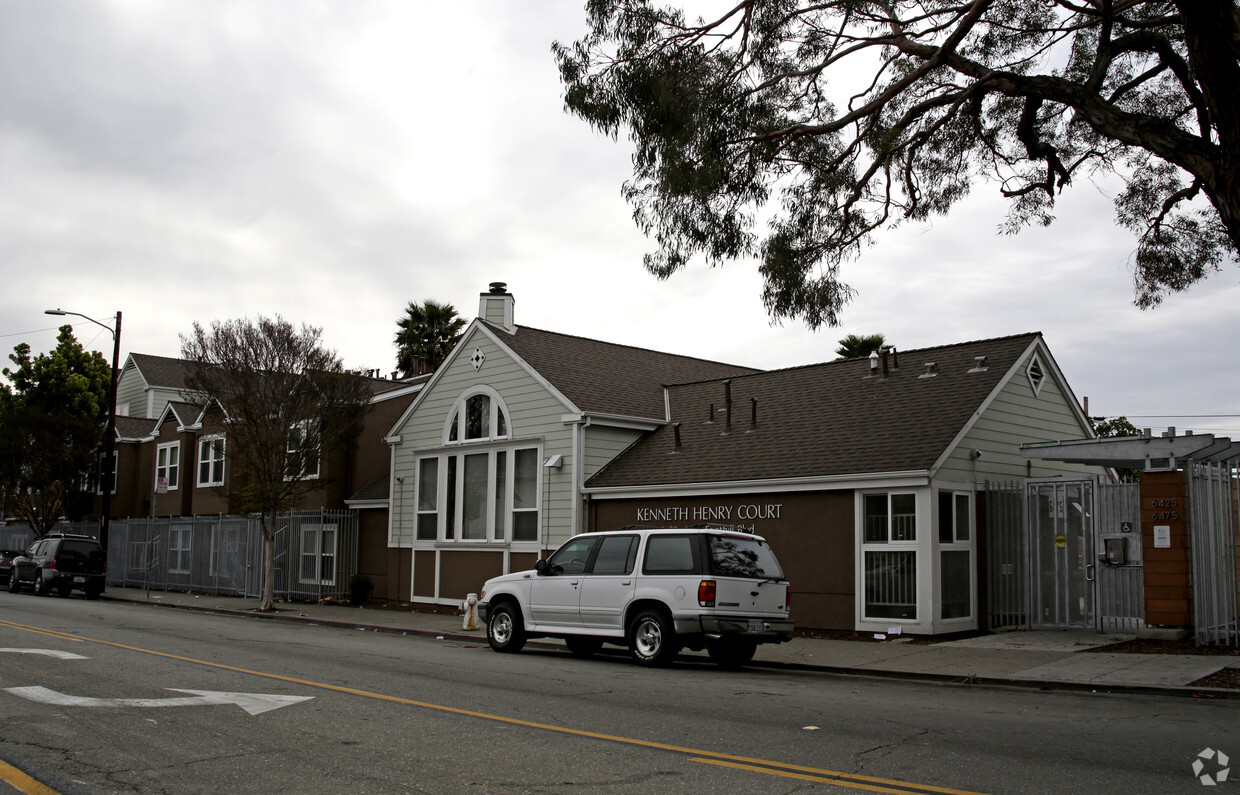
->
488;282;508;294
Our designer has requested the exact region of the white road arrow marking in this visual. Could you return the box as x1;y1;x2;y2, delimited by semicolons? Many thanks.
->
0;649;89;659
5;686;313;715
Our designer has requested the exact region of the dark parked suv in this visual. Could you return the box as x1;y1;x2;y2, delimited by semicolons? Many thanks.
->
8;533;106;599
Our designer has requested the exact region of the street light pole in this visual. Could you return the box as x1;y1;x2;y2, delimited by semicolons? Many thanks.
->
45;309;121;560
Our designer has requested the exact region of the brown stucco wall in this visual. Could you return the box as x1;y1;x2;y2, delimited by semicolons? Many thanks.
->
440;551;505;601
589;490;855;630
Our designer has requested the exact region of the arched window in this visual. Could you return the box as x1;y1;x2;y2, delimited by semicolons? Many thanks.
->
444;388;509;444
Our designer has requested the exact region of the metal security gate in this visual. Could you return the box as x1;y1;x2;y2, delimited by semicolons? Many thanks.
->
1094;483;1144;632
1189;463;1240;646
1028;480;1095;629
986;479;1143;633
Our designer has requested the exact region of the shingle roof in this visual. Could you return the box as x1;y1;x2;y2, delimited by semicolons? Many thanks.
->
492;323;761;419
129;353;197;390
114;416;158;441
348;472;390;502
586;333;1041;487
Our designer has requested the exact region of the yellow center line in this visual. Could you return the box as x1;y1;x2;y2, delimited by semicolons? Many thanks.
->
0;619;988;795
0;760;60;795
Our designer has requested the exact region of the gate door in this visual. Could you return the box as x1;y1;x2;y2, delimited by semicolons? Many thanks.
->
1028;480;1096;629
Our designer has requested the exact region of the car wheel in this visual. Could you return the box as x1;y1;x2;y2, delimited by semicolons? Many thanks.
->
56;581;73;597
486;603;527;653
8;574;21;594
85;584;103;600
628;609;679;667
564;636;604;658
706;637;757;668
33;572;49;597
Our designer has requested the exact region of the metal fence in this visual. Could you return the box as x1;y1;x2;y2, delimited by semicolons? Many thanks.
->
984;481;1026;631
1189;463;1240;646
0;524;38;552
55;511;360;602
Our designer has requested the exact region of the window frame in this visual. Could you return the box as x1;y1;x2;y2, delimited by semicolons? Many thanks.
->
860;491;919;622
156;441;180;491
168;522;192;574
442;387;511;445
414;443;541;545
286;419;321;481
197;434;226;487
937;490;974;621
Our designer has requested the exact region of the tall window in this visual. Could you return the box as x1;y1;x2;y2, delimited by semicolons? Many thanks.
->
287;420;320;480
198;435;226;487
97;451;117;495
938;490;973;620
300;523;337;585
169;523;192;574
862;492;917;620
416;447;539;543
156;442;180;491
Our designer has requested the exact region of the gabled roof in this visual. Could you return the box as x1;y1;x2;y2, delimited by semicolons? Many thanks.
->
586;333;1045;488
489;323;761;420
152;400;207;433
127;353;198;391
114;416;159;442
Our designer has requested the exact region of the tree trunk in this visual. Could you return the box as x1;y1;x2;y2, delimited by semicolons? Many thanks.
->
260;513;277;611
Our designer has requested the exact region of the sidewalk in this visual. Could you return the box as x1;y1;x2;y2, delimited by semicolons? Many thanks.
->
101;587;1239;696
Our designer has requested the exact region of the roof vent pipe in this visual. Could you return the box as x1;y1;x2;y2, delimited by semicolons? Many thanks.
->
880;346;889;377
723;380;732;434
749;397;758;431
706;404;715;424
868;350;879;376
672;422;682;452
890;346;898;369
919;362;938;379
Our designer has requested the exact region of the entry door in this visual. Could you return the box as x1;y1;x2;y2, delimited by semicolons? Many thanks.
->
1028;480;1096;629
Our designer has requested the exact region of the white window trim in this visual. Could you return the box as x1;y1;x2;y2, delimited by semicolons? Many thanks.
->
441;386;512;445
414;442;542;547
169;523;192;574
197;434;226;487
936;489;975;624
858;490;921;626
286;419;321;481
156;441;180;491
299;523;337;585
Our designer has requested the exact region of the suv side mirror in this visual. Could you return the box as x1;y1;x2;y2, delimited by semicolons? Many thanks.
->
534;559;549;575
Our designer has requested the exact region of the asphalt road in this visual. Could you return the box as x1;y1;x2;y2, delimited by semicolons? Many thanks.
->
1;592;1236;794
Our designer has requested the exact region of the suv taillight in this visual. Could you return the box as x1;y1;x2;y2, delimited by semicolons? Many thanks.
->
698;580;716;607
49;557;58;570
786;588;792;611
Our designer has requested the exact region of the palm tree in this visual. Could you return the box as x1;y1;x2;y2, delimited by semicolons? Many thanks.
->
835;333;886;360
394;300;466;377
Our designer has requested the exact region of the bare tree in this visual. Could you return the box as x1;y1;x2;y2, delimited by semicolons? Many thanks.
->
181;317;371;610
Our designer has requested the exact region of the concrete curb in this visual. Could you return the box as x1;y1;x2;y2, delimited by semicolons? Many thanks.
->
102;593;1237;700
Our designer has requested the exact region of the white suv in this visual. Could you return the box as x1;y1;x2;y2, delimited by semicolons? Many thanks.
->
479;528;794;667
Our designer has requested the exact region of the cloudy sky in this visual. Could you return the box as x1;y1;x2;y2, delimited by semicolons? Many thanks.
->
2;1;1237;439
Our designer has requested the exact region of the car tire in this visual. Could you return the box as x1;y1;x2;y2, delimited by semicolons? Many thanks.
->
628;609;679;667
564;636;605;658
33;572;49;597
8;574;21;594
486;603;527;653
85;584;103;600
706;637;757;668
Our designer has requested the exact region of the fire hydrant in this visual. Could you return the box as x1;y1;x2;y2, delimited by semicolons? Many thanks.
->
462;593;479;631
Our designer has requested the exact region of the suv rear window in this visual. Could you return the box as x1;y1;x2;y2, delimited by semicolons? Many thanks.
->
642;535;699;575
59;540;103;560
708;534;785;579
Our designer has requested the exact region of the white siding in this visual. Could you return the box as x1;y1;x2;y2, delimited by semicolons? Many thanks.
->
582;425;643;479
389;329;577;546
936;352;1106;484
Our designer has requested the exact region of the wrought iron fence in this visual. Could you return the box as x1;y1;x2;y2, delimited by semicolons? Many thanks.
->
54;511;359;602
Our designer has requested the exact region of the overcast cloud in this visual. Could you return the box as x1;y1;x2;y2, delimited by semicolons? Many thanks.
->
2;1;1237;439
